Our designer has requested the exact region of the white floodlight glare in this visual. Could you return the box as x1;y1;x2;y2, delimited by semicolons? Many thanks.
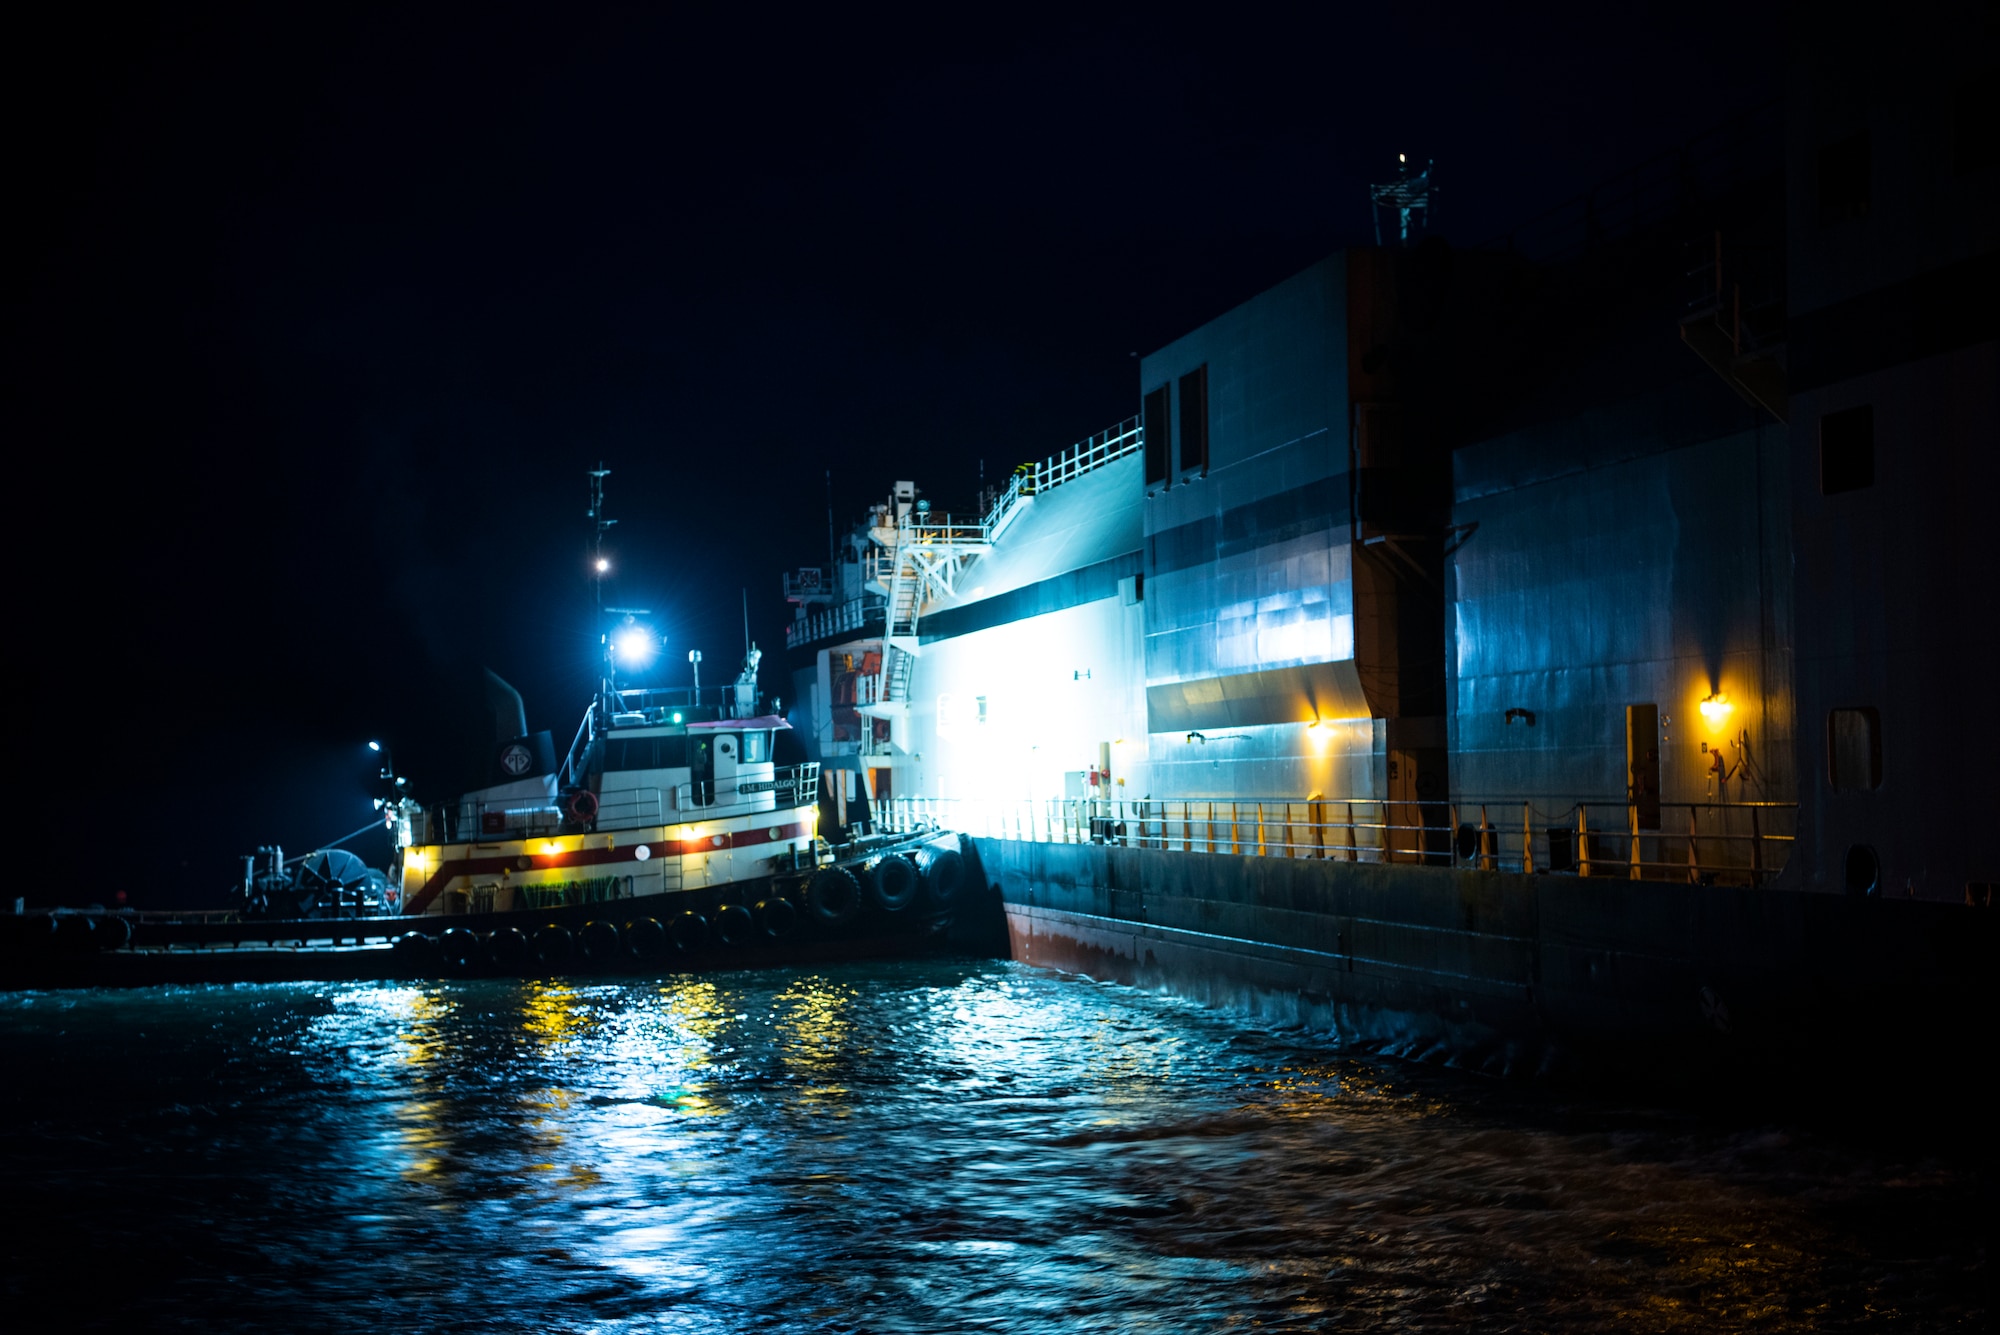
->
367;740;382;752
616;625;656;666
596;558;610;573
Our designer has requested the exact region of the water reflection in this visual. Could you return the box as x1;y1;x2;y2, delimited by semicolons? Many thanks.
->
0;965;1985;1332
774;973;858;1105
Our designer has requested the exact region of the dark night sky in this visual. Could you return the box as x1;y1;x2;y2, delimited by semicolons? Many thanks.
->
9;3;1779;904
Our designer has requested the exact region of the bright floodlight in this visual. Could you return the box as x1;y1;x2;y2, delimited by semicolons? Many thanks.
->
596;558;610;573
616;625;655;666
367;740;381;752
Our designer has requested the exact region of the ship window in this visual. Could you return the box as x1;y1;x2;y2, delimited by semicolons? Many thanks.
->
1178;365;1208;474
605;736;688;770
1829;707;1882;791
605;738;653;771
1143;384;1171;488
741;730;769;763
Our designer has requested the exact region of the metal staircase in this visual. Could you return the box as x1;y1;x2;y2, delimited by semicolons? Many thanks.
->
856;416;1145;724
861;513;988;716
1679;229;1787;422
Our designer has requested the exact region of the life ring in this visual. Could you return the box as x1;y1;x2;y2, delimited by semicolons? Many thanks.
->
567;789;600;823
868;854;920;912
713;903;755;947
806;866;862;925
921;849;964;907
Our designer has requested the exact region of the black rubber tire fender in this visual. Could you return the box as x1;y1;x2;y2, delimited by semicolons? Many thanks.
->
97;916;133;951
668;911;708;954
625;916;669;961
806;866;862;926
486;927;531;970
713;903;756;947
392;930;438;974
921;848;965;907
755;897;799;940
533;924;572;967
869;854;920;912
579;919;621;963
439;927;481;971
53;915;97;956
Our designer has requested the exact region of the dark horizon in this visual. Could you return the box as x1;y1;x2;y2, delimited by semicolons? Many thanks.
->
10;3;1781;904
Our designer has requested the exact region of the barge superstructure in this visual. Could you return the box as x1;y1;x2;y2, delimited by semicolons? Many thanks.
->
778;11;1996;1082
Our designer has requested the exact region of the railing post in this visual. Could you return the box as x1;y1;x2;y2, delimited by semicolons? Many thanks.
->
1345;802;1358;862
1206;800;1216;854
1230;802;1241;856
1256;802;1267;856
1312;798;1327;859
1478;804;1495;872
1522;803;1535;875
1750;805;1764;886
1686;804;1700;884
1629;803;1642;880
1577;805;1591;878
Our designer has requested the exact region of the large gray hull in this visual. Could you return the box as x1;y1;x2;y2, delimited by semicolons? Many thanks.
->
970;838;1994;1090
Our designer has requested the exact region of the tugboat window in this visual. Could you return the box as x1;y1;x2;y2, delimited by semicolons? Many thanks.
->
655;736;688;769
605;738;653;770
742;730;769;763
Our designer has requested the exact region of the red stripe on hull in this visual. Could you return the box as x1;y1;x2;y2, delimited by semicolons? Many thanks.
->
405;819;812;915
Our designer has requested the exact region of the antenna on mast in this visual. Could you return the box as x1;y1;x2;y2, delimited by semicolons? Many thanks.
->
586;463;615;611
1370;153;1436;247
587;463;619;720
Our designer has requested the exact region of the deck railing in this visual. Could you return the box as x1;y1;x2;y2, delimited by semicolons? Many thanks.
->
880;795;1796;887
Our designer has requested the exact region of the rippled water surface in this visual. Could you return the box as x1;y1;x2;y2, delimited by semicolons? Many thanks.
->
0;961;1986;1331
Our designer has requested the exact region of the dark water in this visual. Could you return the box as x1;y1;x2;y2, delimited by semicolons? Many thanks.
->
1;961;1986;1332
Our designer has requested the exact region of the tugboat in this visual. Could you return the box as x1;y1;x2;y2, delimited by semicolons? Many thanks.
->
367;646;966;977
1;468;967;988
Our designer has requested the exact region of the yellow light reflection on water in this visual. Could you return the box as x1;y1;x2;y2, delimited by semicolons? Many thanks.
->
773;974;858;1107
385;987;458;1185
519;982;590;1048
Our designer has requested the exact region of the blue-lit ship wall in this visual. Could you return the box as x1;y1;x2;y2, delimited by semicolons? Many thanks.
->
778;18;1996;1078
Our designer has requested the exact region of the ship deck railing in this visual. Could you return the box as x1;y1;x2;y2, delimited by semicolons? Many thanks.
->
451;765;820;840
881;795;1798;888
